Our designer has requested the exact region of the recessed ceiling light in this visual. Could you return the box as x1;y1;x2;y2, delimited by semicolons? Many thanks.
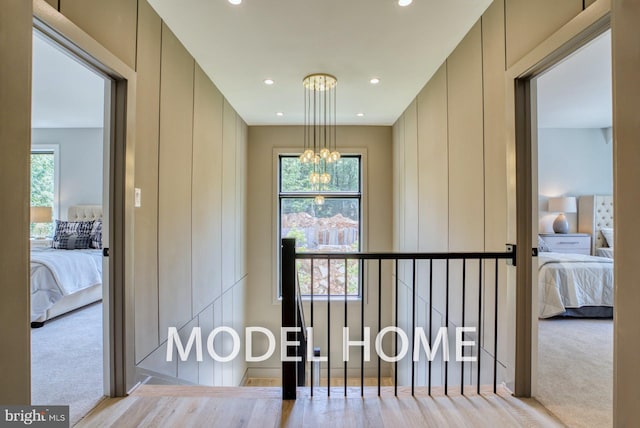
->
276;112;284;116
264;79;275;85
228;0;241;5
356;113;365;117
370;78;380;84
398;0;412;6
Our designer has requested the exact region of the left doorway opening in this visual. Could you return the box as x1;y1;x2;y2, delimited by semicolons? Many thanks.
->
30;28;110;426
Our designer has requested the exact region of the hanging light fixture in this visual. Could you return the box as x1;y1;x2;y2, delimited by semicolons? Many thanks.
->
300;73;340;196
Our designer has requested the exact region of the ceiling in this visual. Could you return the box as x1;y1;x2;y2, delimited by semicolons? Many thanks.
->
147;0;493;125
32;31;105;129
537;30;612;129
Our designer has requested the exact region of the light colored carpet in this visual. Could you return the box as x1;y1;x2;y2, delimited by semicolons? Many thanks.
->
537;318;613;428
31;302;105;426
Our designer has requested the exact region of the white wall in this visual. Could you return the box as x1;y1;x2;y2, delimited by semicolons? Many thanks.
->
538;127;613;233
32;127;103;220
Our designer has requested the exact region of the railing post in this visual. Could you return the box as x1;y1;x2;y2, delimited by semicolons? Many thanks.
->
281;238;297;400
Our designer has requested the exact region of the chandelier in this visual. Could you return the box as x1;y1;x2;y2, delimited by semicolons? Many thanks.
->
299;74;340;199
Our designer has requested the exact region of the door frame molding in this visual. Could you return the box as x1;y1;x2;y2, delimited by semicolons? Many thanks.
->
33;0;137;396
507;0;611;397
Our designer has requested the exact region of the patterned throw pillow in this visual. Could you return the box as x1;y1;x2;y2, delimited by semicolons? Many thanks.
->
91;219;103;249
52;220;95;249
56;233;92;250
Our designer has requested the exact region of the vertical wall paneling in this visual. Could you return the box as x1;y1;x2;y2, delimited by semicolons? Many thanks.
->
403;101;419;253
505;0;582;67
221;101;237;291
212;297;223;385
197;305;214;385
221;288;234;385
416;65;449;254
177;318;199;383
192;65;224;314
447;22;485;252
481;0;512;385
416;64;449;305
392;122;401;252
233;279;246;385
0;0;32;405
134;0;162;364
235;117;247;281
481;1;508;252
59;0;137;69
158;24;194;340
403;101;418;284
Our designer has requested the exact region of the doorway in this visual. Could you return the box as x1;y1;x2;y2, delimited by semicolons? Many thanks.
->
30;28;112;424
512;11;613;428
532;29;613;427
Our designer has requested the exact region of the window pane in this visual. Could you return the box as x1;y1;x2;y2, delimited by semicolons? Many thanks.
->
30;152;55;237
281;197;359;295
280;156;360;193
281;198;359;252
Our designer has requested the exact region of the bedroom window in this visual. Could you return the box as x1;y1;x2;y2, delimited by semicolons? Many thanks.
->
30;147;58;238
279;155;362;297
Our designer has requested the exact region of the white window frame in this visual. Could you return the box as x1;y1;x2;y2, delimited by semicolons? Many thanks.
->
31;144;60;222
272;147;368;302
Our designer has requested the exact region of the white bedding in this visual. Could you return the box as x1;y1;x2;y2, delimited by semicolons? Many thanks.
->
538;252;613;318
30;248;102;321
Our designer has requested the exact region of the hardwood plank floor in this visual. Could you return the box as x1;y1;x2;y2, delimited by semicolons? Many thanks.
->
76;385;563;427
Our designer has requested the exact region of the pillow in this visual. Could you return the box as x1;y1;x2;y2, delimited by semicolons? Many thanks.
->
90;219;103;249
600;228;614;248
56;233;92;250
538;236;551;252
52;220;94;249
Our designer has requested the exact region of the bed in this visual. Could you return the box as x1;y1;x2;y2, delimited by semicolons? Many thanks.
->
537;194;615;318
538;252;613;318
30;205;104;326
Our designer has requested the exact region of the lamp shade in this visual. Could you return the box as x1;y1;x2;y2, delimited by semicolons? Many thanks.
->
31;206;52;223
548;197;577;214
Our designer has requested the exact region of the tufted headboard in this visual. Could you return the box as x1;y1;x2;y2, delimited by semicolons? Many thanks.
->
67;205;103;222
578;195;613;255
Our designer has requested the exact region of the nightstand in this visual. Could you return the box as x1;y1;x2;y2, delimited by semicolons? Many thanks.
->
30;238;52;248
539;233;591;255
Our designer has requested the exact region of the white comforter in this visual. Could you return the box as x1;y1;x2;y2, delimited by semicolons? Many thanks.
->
538;252;613;318
31;248;102;321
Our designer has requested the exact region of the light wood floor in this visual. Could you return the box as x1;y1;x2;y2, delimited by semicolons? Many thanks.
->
76;384;563;427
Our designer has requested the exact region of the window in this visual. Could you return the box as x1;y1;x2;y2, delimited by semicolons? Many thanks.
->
31;147;58;237
279;155;362;296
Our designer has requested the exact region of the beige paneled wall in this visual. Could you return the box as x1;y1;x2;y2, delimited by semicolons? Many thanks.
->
133;0;162;361
133;12;248;384
391;0;596;388
59;0;138;69
192;64;224;315
157;23;195;342
38;0;249;384
0;0;33;405
504;0;583;68
446;22;485;253
245;126;392;376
